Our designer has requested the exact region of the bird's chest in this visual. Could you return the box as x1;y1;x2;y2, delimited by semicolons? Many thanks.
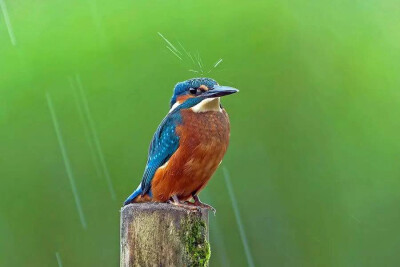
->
178;109;230;151
152;109;231;199
176;109;230;179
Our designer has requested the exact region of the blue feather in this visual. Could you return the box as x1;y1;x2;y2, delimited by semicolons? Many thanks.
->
140;111;182;195
124;110;183;205
123;183;143;205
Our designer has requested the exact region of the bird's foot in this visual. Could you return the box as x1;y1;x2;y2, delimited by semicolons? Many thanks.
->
191;195;217;215
167;196;199;211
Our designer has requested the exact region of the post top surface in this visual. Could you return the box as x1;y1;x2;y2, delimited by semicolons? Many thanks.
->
121;202;209;214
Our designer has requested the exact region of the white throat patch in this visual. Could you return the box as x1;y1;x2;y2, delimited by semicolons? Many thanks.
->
191;98;222;113
169;101;181;113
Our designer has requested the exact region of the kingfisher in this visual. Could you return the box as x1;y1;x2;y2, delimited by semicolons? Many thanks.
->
124;78;238;210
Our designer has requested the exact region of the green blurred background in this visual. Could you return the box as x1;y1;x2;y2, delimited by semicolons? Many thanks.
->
1;0;400;266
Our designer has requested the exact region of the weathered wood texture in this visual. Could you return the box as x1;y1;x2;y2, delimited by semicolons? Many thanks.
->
120;203;210;267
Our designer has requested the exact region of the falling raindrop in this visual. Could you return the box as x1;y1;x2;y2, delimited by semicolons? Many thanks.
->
69;77;102;180
46;93;87;230
75;74;117;200
0;0;16;46
223;166;255;267
158;32;182;55
166;46;183;61
55;252;63;267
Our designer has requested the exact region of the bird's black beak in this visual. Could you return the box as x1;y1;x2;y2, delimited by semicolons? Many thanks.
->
202;85;239;98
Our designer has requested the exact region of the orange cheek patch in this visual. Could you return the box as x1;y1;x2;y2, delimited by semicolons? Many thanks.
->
177;95;194;102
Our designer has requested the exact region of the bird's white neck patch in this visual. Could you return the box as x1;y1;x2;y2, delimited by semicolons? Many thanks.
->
191;97;222;113
169;101;181;113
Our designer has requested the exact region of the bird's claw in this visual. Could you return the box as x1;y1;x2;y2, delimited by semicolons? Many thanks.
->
183;201;217;215
167;195;216;214
192;195;217;215
167;199;199;211
199;203;216;215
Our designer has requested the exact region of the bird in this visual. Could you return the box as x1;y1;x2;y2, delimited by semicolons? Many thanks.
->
123;77;238;211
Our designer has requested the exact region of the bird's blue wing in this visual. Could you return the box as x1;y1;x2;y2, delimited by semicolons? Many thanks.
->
141;112;181;195
124;111;181;205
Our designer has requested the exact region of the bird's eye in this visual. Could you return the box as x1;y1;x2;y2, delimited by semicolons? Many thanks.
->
189;88;197;95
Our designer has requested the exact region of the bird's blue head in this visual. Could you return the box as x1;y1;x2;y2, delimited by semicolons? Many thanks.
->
170;78;238;109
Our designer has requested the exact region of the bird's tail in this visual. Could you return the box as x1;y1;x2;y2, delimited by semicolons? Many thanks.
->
123;183;143;206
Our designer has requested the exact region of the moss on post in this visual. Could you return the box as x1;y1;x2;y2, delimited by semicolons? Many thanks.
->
120;203;210;267
182;215;211;266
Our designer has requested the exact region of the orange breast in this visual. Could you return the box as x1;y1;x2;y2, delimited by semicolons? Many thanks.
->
151;109;230;202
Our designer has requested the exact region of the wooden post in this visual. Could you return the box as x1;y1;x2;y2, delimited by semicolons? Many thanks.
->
120;203;210;267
